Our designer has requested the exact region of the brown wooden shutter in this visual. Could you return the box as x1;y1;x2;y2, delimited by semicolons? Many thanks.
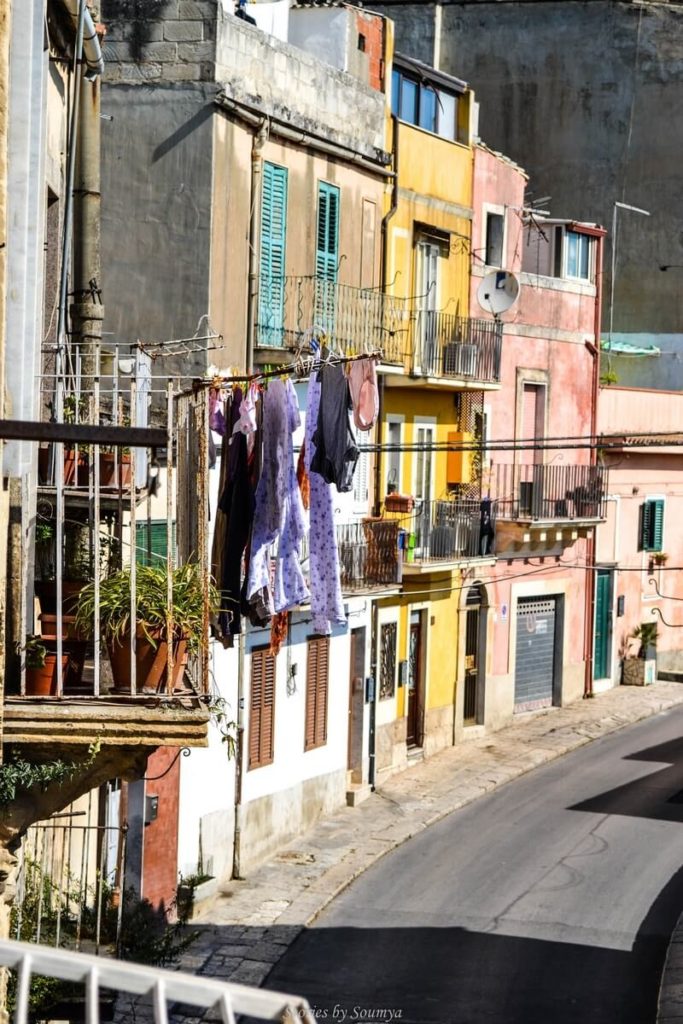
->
249;647;276;769
305;636;329;751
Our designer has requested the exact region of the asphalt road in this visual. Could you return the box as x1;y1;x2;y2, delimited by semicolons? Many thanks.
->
264;705;683;1024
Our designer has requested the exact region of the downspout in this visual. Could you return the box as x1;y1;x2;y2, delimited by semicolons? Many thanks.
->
233;118;267;881
71;15;104;388
583;230;605;699
245;119;268;375
375;114;398;518
60;0;104;79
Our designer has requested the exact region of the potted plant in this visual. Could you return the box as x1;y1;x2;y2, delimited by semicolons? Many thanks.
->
75;562;217;693
623;622;659;686
21;636;69;697
653;552;669;567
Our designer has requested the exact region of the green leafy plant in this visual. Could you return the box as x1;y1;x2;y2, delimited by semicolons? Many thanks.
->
21;635;47;669
75;562;218;654
0;740;100;805
630;622;659;658
208;696;238;759
600;369;619;386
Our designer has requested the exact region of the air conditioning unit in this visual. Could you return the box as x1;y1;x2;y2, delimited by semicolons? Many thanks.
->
443;343;478;377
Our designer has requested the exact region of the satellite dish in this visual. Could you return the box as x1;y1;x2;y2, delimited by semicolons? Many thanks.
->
477;270;520;316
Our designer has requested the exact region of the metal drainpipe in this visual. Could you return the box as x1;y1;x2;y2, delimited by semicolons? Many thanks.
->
374;115;398;517
233;120;268;881
245;120;268;375
369;600;379;791
72;62;103;388
583;230;605;699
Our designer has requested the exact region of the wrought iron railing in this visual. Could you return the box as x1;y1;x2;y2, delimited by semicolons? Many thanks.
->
256;275;408;363
385;498;496;563
301;519;403;592
411;311;502;382
256;277;503;384
490;463;608;521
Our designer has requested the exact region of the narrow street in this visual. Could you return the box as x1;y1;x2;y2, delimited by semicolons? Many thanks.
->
264;705;683;1024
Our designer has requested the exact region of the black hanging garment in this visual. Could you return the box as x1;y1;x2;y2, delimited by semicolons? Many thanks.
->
479;498;495;556
216;388;256;642
310;362;359;492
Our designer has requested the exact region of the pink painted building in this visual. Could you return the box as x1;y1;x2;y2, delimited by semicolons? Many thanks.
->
461;142;607;734
596;387;683;683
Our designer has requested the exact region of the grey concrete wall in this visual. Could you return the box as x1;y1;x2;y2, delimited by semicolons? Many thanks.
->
375;0;683;347
102;0;218;83
215;13;387;159
100;83;214;377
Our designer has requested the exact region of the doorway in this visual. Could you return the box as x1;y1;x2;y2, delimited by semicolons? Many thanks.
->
348;627;366;782
407;610;426;747
464;583;487;725
594;570;613;681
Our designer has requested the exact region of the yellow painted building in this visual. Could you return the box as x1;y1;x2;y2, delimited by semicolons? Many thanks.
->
371;41;501;776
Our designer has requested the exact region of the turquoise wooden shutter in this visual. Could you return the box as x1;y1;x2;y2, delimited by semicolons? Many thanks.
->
652;499;664;552
258;163;288;347
640;499;664;552
315;182;340;337
136;521;176;566
316;183;340;282
639;501;652;551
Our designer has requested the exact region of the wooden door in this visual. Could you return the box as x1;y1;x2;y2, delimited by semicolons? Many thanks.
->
407;611;424;747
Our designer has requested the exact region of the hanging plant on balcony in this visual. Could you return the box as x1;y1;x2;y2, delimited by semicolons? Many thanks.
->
75;562;218;693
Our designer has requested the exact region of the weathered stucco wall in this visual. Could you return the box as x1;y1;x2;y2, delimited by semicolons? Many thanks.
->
100;83;214;374
375;0;683;348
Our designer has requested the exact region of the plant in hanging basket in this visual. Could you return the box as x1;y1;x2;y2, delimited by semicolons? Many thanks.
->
75;562;218;693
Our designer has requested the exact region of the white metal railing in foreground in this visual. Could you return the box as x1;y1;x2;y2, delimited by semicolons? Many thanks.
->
0;939;317;1024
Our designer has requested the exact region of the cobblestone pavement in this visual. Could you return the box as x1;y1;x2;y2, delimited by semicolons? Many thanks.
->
115;680;683;1021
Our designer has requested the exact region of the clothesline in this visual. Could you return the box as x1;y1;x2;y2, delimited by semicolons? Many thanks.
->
179;348;384;398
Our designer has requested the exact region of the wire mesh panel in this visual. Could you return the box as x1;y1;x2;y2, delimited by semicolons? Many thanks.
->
0;939;317;1024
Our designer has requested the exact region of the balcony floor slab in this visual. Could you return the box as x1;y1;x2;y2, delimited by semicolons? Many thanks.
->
3;697;210;748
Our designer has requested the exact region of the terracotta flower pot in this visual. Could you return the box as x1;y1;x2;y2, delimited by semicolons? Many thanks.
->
35;580;87;617
107;626;189;694
25;652;70;696
100;452;132;490
64;448;89;486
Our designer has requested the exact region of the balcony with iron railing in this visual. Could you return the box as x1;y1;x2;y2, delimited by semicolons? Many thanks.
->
490;463;608;522
301;519;403;594
489;462;608;549
382;498;496;570
2;387;212;750
255;276;503;387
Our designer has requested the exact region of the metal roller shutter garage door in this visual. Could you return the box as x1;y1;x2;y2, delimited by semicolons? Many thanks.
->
514;597;556;711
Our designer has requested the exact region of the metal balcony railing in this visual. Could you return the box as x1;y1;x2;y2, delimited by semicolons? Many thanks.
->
256;277;503;385
301;519;403;592
491;463;608;521
0;939;316;1024
411;311;502;383
256;275;408;362
385;498;496;563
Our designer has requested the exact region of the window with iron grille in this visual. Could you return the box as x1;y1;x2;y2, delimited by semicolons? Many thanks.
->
639;498;664;553
249;647;276;769
305;636;329;751
379;621;397;700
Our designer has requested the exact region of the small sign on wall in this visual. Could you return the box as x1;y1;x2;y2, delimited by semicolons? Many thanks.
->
500;603;508;622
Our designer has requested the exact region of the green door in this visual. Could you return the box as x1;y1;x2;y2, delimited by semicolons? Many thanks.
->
594;570;612;680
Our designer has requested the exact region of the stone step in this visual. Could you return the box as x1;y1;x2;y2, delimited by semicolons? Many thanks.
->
346;783;372;807
658;670;683;683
